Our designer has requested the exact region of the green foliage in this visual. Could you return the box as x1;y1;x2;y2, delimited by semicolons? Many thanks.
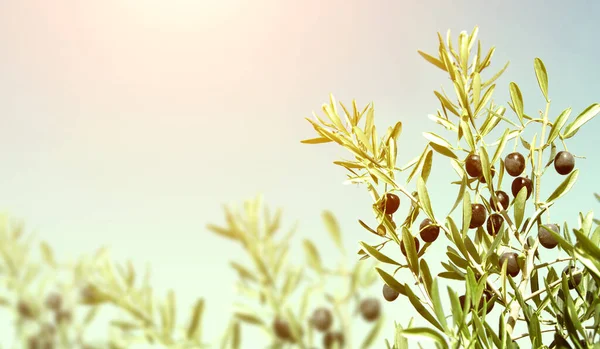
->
303;26;600;348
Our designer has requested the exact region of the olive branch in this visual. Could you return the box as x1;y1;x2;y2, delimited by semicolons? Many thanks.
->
302;26;600;348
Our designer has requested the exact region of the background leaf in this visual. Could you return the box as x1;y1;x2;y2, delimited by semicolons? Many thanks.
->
322;211;344;252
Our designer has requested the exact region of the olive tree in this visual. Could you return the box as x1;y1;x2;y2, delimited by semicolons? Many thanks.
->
302;26;600;348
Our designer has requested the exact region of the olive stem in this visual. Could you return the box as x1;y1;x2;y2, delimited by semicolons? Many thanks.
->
522;268;584;302
512;328;555;341
505;98;551;338
532;256;573;270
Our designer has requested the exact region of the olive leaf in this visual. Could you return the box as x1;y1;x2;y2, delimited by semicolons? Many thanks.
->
403;284;444;332
513;187;527;230
360;241;402;266
322;210;344;252
430;278;448;331
491;128;511;165
418;50;447;72
361;316;385;349
509;82;524;123
562;103;600;139
40;241;56;267
421;150;434;183
402;227;420;275
533;57;549;102
300;137;333;144
186;298;205;340
376;267;407;296
398;327;449;349
546;169;579;203
303;239;322;273
417;177;435;220
546;108;572;145
461;192;472;236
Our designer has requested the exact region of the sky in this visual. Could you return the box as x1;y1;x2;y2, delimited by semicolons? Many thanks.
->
0;0;599;348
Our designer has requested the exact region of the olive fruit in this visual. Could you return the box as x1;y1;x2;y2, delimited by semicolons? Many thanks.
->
465;153;483;177
55;309;72;324
505;152;526;177
511;177;533;199
486;214;504;236
419;218;440;243
554;151;575;175
400;236;420;256
323;332;345;349
272;316;292;340
538;224;559;249
381;193;400;214
459;292;495;314
469;204;487;229
499;252;520;277
17;300;34;319
562;266;582;289
479;167;496;183
359;298;380;322
458;295;467;309
490;191;510;211
44;292;62;311
311;307;332;332
481;291;495;314
382;283;399;302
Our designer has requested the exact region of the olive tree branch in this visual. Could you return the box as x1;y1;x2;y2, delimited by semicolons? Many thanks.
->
533;257;573;270
522;268;584;302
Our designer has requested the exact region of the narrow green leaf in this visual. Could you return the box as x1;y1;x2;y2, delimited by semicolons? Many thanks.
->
472;73;482;111
322;211;344;252
423;132;454;149
186;299;205;340
402;227;419;275
475;84;496;117
509;82;524;122
420;259;433;295
533;58;549;101
404;284;444;332
418;50;447;71
546;169;579;203
360;242;401;266
429;142;458;159
361;316;385;349
448;173;467;216
399;327;449;349
234;312;264;326
478;147;493;188
563;103;600;139
430;279;448;331
462;193;472;236
513;187;527;229
421;150;433;183
491;128;511;165
546;108;572;144
300;137;333;144
438;271;464;280
447;216;469;259
417;177;435;220
375;268;407;296
481;61;510;89
303;240;322;272
460;118;475;150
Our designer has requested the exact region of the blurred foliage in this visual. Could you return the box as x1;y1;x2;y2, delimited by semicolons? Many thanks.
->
207;195;386;349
